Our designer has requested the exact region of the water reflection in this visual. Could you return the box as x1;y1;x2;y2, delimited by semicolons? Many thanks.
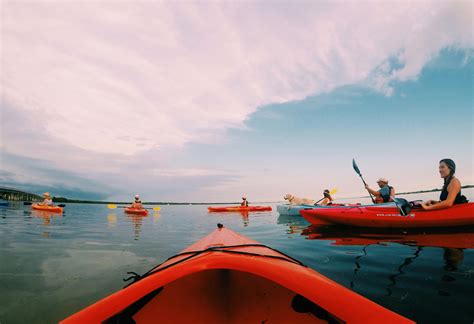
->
302;225;472;296
385;247;423;296
301;226;474;249
31;210;63;237
277;214;309;235
125;214;147;240
208;211;251;227
107;213;117;227
443;248;464;271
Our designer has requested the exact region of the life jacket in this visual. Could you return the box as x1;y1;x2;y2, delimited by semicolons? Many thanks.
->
380;186;393;203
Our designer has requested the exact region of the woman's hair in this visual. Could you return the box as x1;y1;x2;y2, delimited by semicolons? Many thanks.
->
323;189;332;200
440;158;456;191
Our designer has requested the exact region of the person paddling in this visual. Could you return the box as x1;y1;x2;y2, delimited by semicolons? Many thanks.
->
421;159;468;210
40;192;54;206
319;189;334;206
365;178;395;204
131;194;144;209
241;196;249;207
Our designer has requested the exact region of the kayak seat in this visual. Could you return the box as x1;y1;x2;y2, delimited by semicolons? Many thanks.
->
105;269;339;324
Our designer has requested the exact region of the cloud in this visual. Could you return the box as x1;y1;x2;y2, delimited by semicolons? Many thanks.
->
3;2;472;156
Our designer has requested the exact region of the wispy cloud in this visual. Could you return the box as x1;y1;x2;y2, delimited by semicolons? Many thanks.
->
3;2;471;156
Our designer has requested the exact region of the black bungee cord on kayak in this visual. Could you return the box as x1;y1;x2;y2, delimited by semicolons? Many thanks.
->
123;224;307;288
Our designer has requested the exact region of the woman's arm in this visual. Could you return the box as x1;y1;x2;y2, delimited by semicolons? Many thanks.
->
422;179;461;210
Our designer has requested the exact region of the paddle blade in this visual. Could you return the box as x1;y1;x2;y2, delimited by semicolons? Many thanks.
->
153;207;161;211
58;204;66;208
107;204;118;209
329;188;338;195
352;158;361;175
23;202;33;205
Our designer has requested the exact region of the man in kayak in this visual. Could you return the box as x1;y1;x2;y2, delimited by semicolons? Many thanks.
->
319;189;334;206
421;159;468;210
365;178;395;204
131;194;144;209
39;192;54;206
241;196;249;207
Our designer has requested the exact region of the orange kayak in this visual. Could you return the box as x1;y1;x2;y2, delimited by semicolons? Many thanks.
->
301;202;474;228
31;203;63;213
124;207;148;216
208;206;272;212
62;224;412;323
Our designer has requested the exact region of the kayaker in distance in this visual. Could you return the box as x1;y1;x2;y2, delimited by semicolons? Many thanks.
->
421;159;468;210
319;189;334;206
241;196;249;207
39;192;54;206
365;178;395;203
131;194;144;209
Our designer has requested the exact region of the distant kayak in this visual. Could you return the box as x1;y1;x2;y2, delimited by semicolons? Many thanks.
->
124;207;148;216
61;224;412;323
208;206;272;212
277;203;361;216
31;204;63;213
301;202;474;228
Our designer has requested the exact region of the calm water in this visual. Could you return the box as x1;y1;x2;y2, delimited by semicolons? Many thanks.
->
1;190;473;323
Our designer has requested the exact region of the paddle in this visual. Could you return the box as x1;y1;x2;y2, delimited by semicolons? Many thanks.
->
352;159;376;204
107;204;161;211
314;188;338;205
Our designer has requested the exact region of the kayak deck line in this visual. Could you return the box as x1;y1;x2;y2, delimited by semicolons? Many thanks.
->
124;242;306;288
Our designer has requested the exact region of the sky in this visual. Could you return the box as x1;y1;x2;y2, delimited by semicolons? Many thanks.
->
0;1;473;202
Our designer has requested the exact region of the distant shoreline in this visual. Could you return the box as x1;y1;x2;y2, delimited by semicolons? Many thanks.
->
45;184;473;205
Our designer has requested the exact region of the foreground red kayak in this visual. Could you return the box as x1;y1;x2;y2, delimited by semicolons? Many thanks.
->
31;203;63;213
301;202;474;228
124;207;148;216
208;205;272;212
62;224;412;323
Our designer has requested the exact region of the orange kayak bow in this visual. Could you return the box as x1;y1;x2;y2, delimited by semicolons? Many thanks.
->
62;224;412;323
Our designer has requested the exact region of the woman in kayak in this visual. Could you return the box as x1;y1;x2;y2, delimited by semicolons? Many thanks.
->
241;196;249;207
421;159;468;210
131;194;144;209
319;189;334;206
39;192;54;206
365;178;395;204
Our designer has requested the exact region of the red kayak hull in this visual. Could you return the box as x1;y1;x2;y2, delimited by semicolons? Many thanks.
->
61;226;412;323
124;207;148;216
301;203;474;228
208;206;272;212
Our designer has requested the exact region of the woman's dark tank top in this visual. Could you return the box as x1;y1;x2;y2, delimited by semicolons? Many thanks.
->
439;188;467;204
